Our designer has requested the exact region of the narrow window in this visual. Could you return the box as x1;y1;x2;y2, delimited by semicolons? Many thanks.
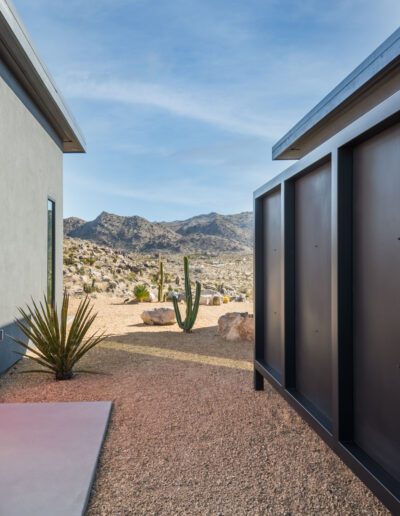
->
47;199;55;306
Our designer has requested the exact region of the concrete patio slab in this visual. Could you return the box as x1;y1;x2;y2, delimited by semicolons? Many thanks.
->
0;401;112;516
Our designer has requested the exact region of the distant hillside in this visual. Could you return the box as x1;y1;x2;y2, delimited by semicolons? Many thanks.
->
63;216;86;235
64;211;253;253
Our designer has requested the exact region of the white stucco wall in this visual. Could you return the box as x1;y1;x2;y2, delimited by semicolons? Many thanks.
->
0;57;63;372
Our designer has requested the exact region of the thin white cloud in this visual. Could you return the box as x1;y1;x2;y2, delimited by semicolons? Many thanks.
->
62;74;281;140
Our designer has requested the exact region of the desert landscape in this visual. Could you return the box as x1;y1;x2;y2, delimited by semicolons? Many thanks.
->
0;211;385;514
63;211;254;302
0;297;386;515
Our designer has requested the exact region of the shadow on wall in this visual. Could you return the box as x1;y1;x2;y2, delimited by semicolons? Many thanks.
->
0;320;28;374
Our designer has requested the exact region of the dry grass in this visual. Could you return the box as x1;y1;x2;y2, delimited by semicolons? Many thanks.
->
0;297;388;515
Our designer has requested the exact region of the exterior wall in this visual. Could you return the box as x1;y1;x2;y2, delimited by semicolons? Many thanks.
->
254;90;400;512
0;57;63;373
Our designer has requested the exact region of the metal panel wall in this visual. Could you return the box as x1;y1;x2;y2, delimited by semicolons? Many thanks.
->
353;122;400;483
254;94;400;513
294;164;332;428
262;189;282;378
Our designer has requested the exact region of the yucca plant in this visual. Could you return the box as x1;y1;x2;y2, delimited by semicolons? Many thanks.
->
12;292;105;381
134;284;150;302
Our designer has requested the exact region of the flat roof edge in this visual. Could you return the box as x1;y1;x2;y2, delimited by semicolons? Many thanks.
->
272;27;400;160
0;0;86;153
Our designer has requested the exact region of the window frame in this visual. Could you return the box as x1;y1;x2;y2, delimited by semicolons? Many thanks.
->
47;198;56;307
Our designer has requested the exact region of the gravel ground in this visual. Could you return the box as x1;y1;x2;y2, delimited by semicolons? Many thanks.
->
0;298;388;515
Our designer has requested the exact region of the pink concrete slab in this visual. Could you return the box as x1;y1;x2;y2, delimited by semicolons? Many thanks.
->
0;401;112;516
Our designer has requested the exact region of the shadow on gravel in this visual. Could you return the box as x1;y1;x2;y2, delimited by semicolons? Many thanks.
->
103;325;252;362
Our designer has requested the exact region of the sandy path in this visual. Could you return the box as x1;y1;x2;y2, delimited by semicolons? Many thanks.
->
0;298;387;515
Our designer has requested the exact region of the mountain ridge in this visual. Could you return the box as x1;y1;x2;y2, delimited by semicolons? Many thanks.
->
64;211;253;253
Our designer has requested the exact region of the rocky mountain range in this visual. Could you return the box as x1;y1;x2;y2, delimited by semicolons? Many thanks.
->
64;211;253;253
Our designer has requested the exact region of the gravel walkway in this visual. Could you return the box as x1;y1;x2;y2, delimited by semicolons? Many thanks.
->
0;298;388;515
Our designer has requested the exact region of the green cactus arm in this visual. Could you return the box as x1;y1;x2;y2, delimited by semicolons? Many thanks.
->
184;281;201;331
189;281;201;328
172;295;184;329
186;284;193;317
184;257;191;296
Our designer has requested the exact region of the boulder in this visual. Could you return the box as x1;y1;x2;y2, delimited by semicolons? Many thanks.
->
141;308;176;325
218;312;254;342
235;294;247;302
212;294;223;306
199;294;213;305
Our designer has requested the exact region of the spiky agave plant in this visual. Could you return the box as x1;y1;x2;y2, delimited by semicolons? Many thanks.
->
12;292;105;380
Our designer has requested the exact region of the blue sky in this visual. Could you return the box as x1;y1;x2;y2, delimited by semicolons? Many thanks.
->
13;0;400;221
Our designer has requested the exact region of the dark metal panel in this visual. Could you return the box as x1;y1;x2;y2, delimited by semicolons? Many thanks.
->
353;122;400;483
282;181;295;388
294;163;332;427
336;147;354;442
262;189;282;379
330;150;339;440
254;197;265;390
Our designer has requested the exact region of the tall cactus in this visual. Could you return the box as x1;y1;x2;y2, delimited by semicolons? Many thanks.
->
172;256;201;333
157;260;164;302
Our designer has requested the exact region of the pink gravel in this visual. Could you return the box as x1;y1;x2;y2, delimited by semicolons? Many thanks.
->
0;298;388;515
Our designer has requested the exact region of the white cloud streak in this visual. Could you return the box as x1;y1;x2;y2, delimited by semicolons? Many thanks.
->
63;75;281;140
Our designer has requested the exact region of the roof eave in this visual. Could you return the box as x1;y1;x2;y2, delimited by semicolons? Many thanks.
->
0;0;86;153
272;27;400;160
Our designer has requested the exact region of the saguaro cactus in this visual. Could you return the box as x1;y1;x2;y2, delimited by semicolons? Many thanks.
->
157;260;164;302
172;256;201;332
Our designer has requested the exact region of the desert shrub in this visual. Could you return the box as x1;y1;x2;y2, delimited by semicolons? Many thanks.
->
126;272;137;282
11;293;105;380
223;295;230;304
134;284;150;302
83;279;98;294
64;255;75;266
82;256;96;266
